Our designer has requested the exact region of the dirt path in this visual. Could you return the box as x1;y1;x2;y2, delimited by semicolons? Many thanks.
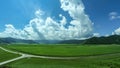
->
0;55;25;66
0;46;120;66
0;46;80;66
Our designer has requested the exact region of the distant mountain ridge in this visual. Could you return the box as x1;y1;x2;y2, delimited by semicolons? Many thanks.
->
59;35;120;44
84;35;120;44
0;37;61;44
59;40;85;44
0;37;37;44
0;35;120;44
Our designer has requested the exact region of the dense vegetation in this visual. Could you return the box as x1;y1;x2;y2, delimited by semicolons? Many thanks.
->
85;35;120;44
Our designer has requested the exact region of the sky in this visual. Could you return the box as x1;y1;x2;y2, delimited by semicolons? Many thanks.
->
0;0;120;40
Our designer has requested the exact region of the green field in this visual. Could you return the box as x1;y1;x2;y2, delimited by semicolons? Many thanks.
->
0;48;20;63
4;52;120;68
1;44;120;68
3;44;120;57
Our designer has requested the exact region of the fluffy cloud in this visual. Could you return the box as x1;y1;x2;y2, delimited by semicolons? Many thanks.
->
0;0;93;40
93;33;100;37
109;12;120;20
113;27;120;35
0;24;28;39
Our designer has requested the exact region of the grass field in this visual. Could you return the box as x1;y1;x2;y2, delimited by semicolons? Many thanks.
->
0;48;20;63
4;53;120;68
1;44;120;68
3;44;120;57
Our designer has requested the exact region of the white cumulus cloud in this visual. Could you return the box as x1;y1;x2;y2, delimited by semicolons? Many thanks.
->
109;12;120;20
93;33;100;37
0;0;93;40
113;27;120;35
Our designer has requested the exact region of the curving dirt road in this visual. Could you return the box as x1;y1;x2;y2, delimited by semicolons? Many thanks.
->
0;46;80;66
0;46;120;66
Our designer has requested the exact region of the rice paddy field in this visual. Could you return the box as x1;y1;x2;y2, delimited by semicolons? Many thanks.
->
0;44;120;68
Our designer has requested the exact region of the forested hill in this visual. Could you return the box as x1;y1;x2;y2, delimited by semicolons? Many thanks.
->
0;35;120;44
0;37;37;44
59;35;120;44
84;35;120;44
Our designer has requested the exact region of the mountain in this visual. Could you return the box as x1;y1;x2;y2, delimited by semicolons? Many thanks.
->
0;37;61;44
0;35;120;44
0;38;84;44
59;35;120;44
0;37;37;44
35;40;61;44
59;40;85;44
84;35;120;44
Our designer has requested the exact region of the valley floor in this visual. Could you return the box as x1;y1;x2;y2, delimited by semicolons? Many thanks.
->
0;44;120;68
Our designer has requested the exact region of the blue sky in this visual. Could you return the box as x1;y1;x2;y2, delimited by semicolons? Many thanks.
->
83;0;120;36
0;0;120;40
0;0;71;31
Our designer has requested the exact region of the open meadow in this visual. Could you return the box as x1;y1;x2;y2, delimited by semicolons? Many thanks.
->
0;44;120;68
3;44;120;57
